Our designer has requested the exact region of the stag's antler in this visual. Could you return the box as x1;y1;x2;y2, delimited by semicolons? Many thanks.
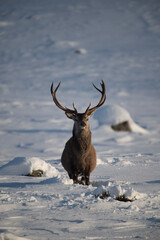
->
51;80;106;116
51;82;78;114
85;80;106;115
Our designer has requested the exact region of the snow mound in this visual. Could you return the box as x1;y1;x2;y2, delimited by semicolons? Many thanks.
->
0;232;30;240
0;157;59;178
94;104;148;134
75;48;87;54
97;158;108;166
93;181;146;200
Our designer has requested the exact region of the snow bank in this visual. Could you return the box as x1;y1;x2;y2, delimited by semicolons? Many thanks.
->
0;157;59;178
75;48;87;54
0;233;30;240
97;158;108;166
94;104;148;134
92;181;146;200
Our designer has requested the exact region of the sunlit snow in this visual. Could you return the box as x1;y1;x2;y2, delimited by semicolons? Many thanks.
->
0;0;160;239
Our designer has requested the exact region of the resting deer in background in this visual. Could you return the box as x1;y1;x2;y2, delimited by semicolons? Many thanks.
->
51;80;106;185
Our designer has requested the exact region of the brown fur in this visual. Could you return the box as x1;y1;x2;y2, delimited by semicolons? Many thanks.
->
61;114;97;185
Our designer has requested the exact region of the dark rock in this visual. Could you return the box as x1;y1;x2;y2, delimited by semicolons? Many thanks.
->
75;50;81;54
95;191;110;199
26;169;43;177
111;121;132;132
115;194;135;202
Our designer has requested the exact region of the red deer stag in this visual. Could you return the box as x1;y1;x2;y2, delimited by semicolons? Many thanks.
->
51;80;106;185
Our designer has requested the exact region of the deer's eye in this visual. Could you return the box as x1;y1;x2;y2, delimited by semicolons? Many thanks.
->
72;113;78;121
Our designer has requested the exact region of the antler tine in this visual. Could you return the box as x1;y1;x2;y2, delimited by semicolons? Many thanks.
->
85;102;91;114
72;103;78;113
51;81;66;111
51;82;77;113
51;81;61;96
92;82;103;93
85;80;106;115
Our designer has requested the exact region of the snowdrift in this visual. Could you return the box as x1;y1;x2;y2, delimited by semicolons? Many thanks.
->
92;181;146;200
0;156;145;201
0;157;59;178
0;233;30;240
94;104;148;134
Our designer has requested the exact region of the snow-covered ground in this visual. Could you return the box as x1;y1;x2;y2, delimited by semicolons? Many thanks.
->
0;0;160;239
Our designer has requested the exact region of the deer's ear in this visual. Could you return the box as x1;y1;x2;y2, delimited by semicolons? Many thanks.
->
65;112;78;121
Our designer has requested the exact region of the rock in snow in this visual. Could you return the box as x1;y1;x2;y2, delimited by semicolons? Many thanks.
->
0;157;59;178
94;104;148;133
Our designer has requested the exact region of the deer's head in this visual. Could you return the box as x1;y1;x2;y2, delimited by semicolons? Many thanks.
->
51;81;106;135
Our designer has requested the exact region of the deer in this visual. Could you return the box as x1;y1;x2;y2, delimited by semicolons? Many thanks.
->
50;80;106;185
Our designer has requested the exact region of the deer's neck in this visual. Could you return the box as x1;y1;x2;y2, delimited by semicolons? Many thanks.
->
73;127;92;153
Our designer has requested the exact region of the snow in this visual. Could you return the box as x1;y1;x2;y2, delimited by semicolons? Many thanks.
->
0;0;160;239
94;104;148;133
0;157;59;178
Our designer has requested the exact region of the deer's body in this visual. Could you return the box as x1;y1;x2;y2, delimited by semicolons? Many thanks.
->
51;81;106;185
61;123;96;185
